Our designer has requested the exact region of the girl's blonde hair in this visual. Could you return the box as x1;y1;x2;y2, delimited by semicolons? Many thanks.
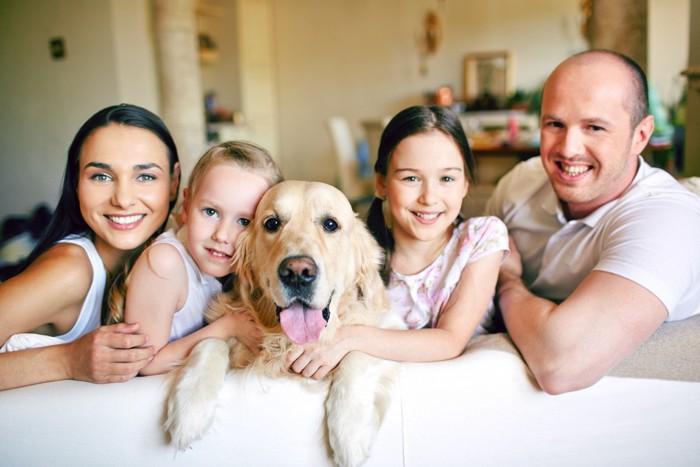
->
187;140;283;201
103;140;283;325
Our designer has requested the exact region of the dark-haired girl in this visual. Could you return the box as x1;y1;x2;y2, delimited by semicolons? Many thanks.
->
288;105;508;379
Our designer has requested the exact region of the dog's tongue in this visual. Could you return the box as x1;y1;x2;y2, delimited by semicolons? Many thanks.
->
279;303;327;345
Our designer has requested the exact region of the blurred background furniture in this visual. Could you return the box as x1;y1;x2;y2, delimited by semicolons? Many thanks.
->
0;204;52;281
327;117;374;211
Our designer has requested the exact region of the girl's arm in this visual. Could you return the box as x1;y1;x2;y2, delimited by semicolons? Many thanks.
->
124;243;262;376
288;251;505;379
136;311;262;376
0;244;153;390
123;243;187;375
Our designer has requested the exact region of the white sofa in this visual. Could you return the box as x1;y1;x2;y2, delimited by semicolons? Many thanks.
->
1;316;699;467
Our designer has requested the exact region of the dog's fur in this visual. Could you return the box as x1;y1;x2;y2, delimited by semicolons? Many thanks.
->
165;181;403;467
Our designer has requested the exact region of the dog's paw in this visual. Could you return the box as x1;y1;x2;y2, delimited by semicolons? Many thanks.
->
328;408;379;467
327;401;378;467
330;439;371;467
165;385;220;451
326;353;394;466
164;338;230;451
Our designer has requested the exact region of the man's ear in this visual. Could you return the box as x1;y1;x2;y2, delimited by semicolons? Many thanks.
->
632;114;655;155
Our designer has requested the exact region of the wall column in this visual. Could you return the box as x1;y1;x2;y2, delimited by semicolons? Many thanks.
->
585;0;648;71
683;0;700;176
154;0;206;183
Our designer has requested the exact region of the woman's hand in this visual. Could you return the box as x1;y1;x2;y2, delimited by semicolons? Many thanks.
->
63;322;154;383
286;327;351;380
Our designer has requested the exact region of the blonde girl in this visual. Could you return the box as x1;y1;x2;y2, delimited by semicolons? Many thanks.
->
109;141;283;376
288;105;508;378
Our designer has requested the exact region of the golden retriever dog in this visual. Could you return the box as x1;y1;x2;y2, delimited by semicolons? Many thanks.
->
165;181;403;467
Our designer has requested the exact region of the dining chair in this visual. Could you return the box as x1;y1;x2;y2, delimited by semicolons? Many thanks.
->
327;117;374;210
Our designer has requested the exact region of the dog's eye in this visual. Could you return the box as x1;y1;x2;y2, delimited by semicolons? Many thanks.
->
322;218;339;232
264;217;282;232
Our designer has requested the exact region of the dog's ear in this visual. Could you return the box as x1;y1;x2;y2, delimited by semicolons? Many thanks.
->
350;218;385;293
232;229;256;292
229;224;277;327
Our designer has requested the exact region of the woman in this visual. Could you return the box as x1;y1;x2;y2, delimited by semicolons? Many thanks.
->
0;104;181;390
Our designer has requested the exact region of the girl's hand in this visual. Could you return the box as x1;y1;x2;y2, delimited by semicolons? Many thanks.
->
64;322;154;383
228;311;262;354
286;327;350;380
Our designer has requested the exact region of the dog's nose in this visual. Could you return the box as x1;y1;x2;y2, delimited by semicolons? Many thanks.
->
278;256;317;290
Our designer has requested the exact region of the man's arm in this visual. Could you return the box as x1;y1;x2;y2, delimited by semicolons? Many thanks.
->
497;237;667;394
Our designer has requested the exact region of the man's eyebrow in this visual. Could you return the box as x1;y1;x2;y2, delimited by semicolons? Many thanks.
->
541;114;614;126
582;117;615;126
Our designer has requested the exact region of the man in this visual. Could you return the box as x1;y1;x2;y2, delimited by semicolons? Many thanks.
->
485;50;700;394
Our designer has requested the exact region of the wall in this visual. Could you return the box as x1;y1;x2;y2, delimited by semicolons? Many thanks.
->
685;0;700;176
272;0;588;184
0;0;158;220
648;0;690;109
0;0;694;221
198;0;242;118
112;0;160;110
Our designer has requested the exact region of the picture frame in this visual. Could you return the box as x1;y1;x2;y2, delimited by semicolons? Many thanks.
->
463;51;513;106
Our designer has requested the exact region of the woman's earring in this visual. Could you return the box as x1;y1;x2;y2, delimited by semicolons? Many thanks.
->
375;192;386;202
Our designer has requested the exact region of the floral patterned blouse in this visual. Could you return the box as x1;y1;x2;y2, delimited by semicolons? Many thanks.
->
387;216;508;334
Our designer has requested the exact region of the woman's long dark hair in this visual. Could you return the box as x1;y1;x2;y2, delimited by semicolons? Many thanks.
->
364;105;475;279
16;103;181;275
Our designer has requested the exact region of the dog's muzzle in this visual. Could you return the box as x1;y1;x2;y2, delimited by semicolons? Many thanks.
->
275;256;334;344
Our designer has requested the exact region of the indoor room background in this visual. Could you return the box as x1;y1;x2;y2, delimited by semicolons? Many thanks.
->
0;0;695;222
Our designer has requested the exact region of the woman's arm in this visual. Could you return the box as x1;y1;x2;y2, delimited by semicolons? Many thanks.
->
0;322;154;390
0;244;154;390
0;243;92;343
288;251;505;379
